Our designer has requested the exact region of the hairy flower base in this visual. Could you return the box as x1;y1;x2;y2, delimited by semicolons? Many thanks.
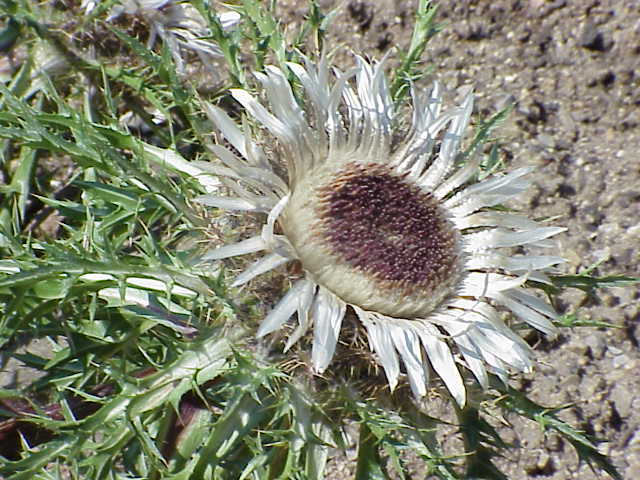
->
282;160;463;318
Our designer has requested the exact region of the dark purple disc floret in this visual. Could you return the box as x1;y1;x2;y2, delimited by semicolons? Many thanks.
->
317;163;459;290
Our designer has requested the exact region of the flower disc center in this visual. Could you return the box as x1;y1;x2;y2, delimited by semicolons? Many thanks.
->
318;163;459;289
282;162;463;318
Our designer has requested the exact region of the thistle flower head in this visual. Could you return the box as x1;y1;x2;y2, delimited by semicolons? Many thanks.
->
195;55;566;406
103;0;240;74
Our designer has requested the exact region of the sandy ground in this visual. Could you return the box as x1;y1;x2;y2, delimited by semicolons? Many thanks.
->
277;0;640;478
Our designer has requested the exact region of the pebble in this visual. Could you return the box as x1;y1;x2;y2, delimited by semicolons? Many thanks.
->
610;384;633;418
612;354;631;370
608;346;623;356
584;335;606;359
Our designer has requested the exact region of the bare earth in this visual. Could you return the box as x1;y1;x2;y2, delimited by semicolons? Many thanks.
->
277;0;640;478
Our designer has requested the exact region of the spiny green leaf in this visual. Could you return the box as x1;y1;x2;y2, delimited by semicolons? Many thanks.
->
495;384;623;480
550;273;639;292
556;313;620;329
355;422;388;480
390;0;441;103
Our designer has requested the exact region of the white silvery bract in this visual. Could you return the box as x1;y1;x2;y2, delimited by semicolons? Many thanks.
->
97;0;240;74
191;55;566;407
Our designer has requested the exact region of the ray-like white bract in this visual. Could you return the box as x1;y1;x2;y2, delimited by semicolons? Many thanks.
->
193;55;565;406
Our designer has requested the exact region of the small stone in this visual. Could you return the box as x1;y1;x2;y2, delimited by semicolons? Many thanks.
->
525;451;555;475
579;21;609;52
520;99;547;124
584;334;606;359
544;434;563;452
612;354;631;369
608;346;623;356
520;423;544;447
454;20;487;41
495;94;516;112
628;429;640;447
581;374;605;398
538;133;555;148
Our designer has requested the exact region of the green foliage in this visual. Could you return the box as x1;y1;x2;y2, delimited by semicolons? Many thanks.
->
389;0;441;104
494;383;623;480
0;1;626;479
